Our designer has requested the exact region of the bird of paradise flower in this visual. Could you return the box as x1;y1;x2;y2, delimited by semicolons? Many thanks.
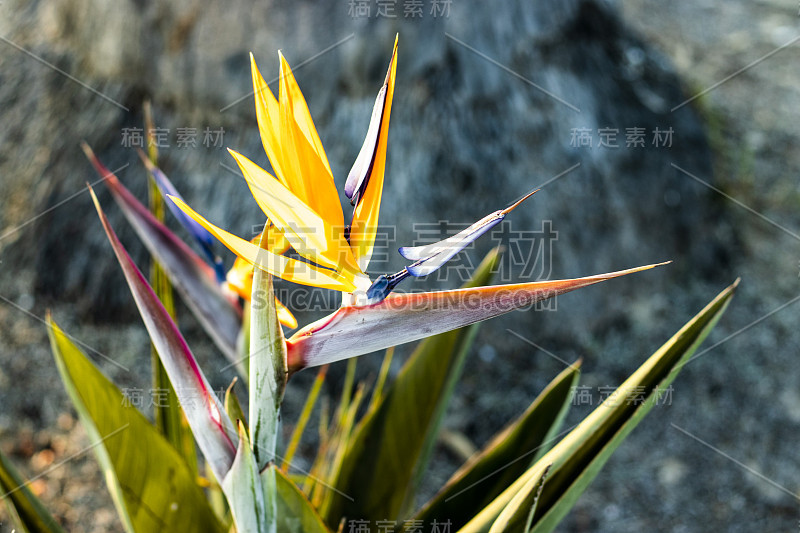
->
85;36;665;376
81;36;667;505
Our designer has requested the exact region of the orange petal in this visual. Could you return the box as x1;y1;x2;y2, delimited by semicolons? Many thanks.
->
277;52;344;229
275;298;298;329
228;149;363;282
349;36;398;271
250;53;290;189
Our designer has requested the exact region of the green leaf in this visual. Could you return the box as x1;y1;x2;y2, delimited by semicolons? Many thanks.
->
0;448;66;533
320;248;501;527
414;362;580;529
224;378;247;430
460;279;739;533
489;464;551;533
221;422;269;532
312;384;365;511
249;260;287;470
274;467;331;533
47;317;224;533
368;347;394;411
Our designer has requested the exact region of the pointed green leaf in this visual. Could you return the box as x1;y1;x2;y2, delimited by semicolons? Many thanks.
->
489;464;551;533
224;378;247;430
221;422;268;533
460;279;739;533
320;248;501;527
414;362;580;529
282;366;327;472
0;448;66;533
47;318;224;533
367;347;394;412
274;467;331;533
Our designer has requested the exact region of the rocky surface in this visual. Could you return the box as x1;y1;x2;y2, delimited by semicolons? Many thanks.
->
0;0;797;531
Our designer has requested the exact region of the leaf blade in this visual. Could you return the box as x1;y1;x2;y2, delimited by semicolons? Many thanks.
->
460;279;739;533
0;448;66;533
413;362;580;530
47;318;224;533
274;467;331;533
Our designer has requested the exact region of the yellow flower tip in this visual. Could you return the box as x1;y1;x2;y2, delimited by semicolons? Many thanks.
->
249;53;261;81
277;50;289;74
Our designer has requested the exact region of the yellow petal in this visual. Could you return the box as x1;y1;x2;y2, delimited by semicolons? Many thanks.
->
226;230;298;329
277;53;334;178
262;221;291;255
226;254;255;300
250;53;290;189
226;265;298;328
228;149;363;283
168;195;356;292
226;223;290;299
275;298;298;329
349;36;398;271
277;52;344;228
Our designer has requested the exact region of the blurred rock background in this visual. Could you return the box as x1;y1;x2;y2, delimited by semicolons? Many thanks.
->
0;0;797;531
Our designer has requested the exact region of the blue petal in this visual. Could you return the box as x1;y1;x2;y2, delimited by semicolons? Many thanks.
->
364;271;410;304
